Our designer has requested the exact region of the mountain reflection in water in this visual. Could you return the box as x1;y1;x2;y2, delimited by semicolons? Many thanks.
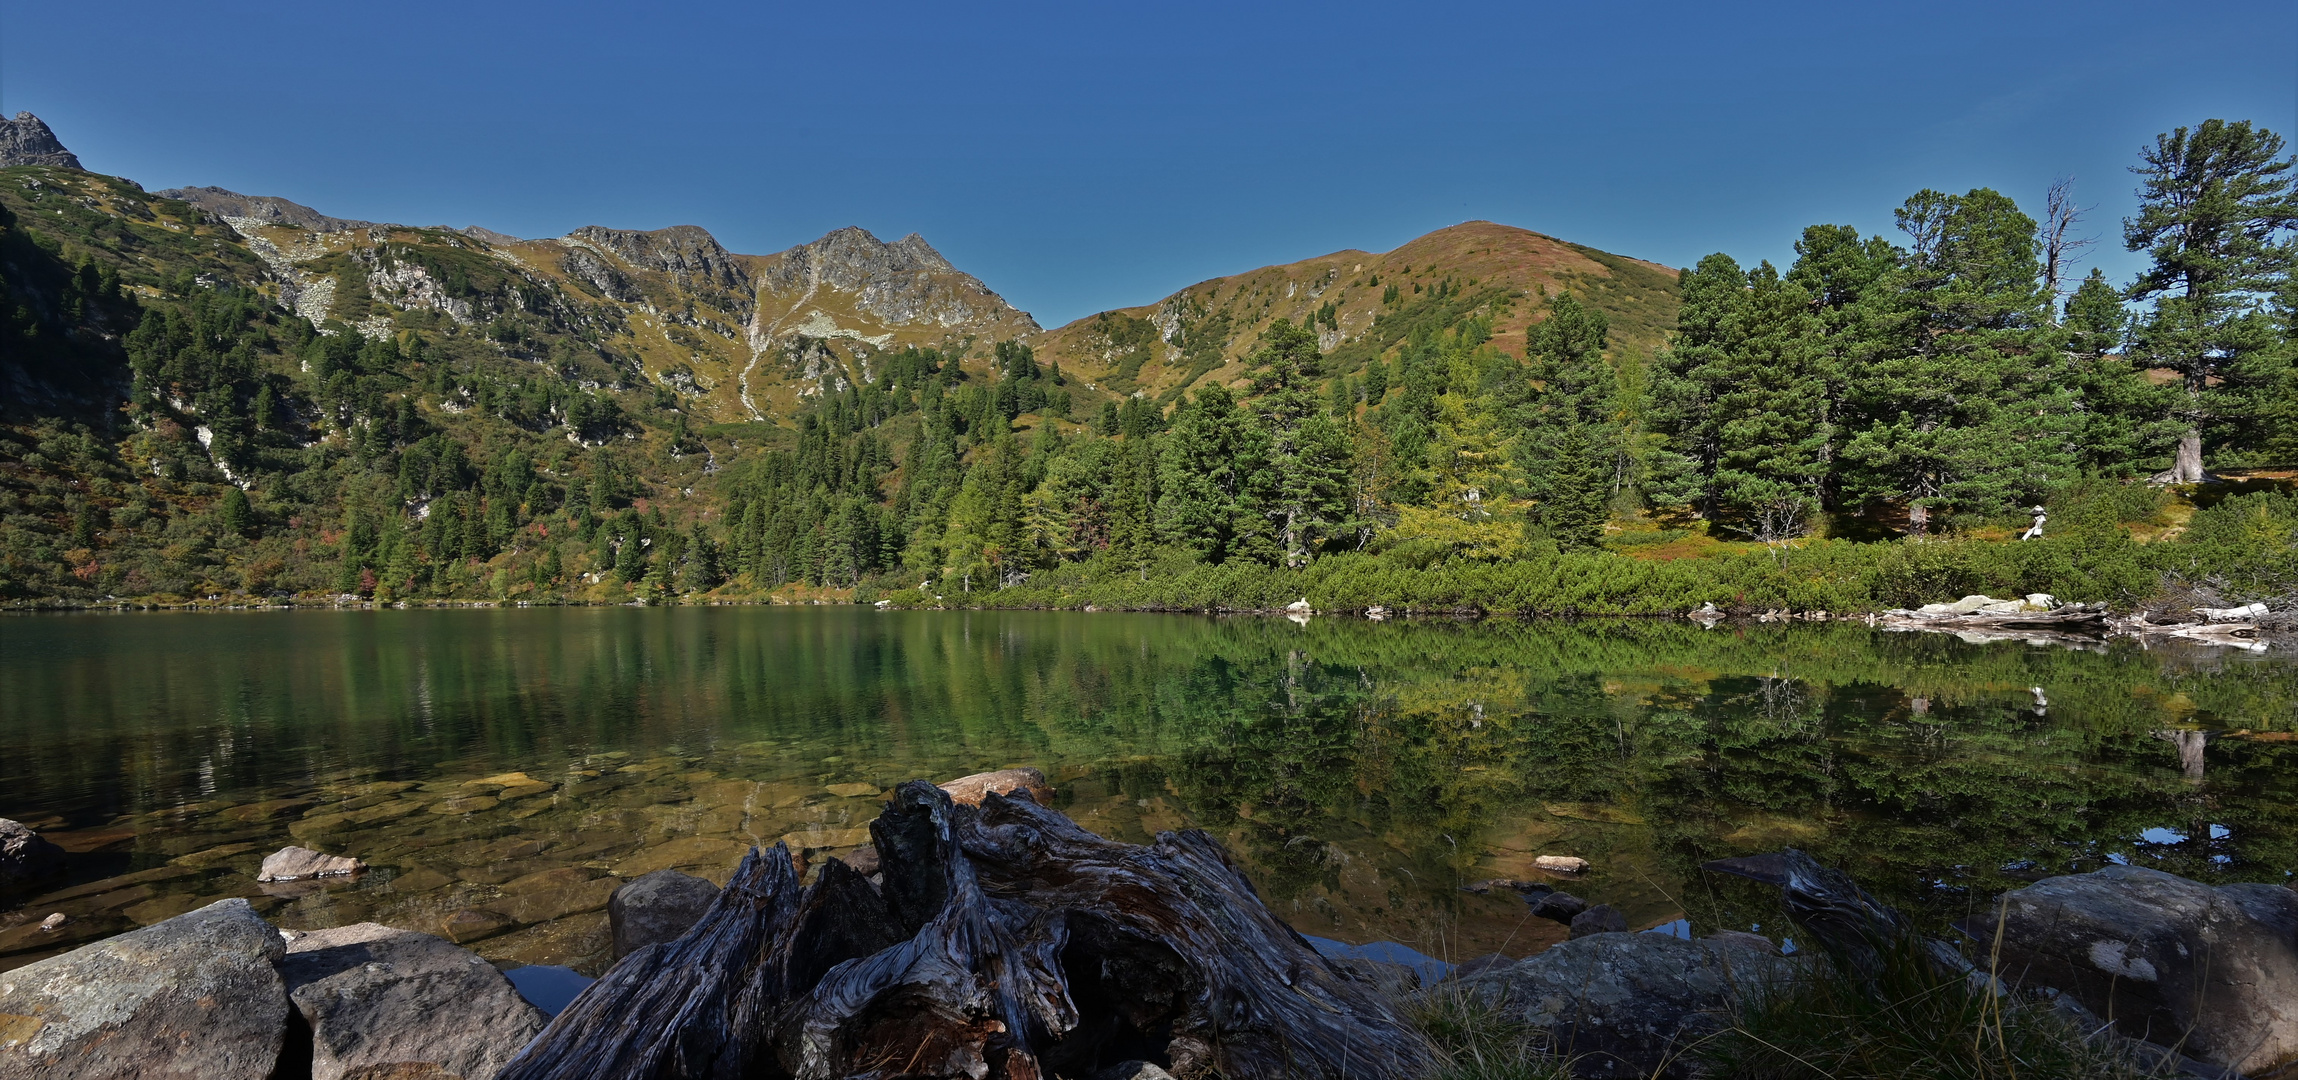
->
2;608;2292;975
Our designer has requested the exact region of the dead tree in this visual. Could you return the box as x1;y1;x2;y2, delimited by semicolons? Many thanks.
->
500;781;1435;1080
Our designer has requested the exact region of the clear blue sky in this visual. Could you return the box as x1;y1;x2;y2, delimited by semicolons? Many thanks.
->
5;0;2294;328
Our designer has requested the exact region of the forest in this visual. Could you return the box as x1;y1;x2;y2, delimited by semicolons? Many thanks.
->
1;119;2294;611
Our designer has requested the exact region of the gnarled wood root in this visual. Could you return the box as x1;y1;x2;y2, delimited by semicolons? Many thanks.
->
500;781;1434;1080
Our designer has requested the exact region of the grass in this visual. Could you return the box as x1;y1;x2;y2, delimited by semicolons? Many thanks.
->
1395;901;2187;1080
1692;931;2179;1080
1409;983;1577;1080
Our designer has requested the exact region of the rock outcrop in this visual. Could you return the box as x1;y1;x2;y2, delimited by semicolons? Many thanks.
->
0;113;79;169
1450;932;1800;1078
756;226;1040;332
605;869;719;960
0;898;288;1079
0;818;64;890
1972;866;2298;1074
280;922;546;1080
154;186;375;233
566;225;748;293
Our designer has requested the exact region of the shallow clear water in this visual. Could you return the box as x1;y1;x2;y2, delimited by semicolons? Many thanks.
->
2;608;2292;975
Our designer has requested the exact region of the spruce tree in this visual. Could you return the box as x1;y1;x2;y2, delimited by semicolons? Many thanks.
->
2123;120;2298;481
1515;292;1617;549
1155;385;1274;564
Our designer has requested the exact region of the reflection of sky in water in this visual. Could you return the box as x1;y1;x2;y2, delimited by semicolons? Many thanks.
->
503;964;593;1015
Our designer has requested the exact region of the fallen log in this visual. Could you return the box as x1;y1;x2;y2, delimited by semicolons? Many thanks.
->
500;780;1434;1080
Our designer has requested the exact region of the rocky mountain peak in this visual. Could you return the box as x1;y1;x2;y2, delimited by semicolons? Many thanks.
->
1;112;82;169
565;224;747;292
155;186;375;233
760;226;1037;332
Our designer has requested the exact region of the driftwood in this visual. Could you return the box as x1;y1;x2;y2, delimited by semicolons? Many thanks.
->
499;781;1434;1080
1878;604;2110;633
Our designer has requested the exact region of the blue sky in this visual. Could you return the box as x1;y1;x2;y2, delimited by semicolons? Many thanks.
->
5;1;2293;328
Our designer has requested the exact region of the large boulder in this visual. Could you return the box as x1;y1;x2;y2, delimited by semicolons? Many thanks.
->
607;869;720;960
1971;866;2298;1074
1451;932;1799;1078
280;922;546;1080
0;819;64;891
0;898;287;1079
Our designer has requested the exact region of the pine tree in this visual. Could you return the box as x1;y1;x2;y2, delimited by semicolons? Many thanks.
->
1515;292;1617;549
2123;120;2298;481
1711;264;1831;541
1156;385;1274;564
1840;188;2073;531
2062;268;2178;474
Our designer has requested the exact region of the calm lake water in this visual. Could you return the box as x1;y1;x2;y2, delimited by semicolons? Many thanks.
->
2;608;2293;977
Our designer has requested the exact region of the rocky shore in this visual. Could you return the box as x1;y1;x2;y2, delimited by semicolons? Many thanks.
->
3;775;2293;1079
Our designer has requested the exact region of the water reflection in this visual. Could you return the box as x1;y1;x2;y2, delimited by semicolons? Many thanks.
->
1;609;2292;975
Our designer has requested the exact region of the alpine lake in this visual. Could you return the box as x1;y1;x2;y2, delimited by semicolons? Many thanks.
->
3;607;2294;991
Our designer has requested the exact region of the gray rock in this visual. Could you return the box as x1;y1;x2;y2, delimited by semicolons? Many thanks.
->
1569;904;1629;938
0;113;79;170
1087;1062;1176;1080
0;819;64;890
258;845;365;882
1451;932;1801;1078
281;922;546;1080
566;225;748;293
607;869;720;960
756;226;1041;333
0;898;287;1079
1528;891;1588;923
1452;951;1516;980
1972;866;2297;1074
154;186;375;232
1327;956;1421;998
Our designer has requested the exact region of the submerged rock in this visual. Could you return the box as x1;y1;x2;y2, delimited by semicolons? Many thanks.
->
607;870;720;960
0;898;288;1079
1972;865;2298;1074
937;766;1054;806
0;819;64;890
257;845;366;882
281;922;545;1080
1449;932;1800;1078
1528;891;1589;923
1569;904;1629;938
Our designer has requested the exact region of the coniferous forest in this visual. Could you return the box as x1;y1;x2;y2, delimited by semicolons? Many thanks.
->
3;119;2296;612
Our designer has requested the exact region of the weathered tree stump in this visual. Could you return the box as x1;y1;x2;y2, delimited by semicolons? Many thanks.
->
499;781;1434;1080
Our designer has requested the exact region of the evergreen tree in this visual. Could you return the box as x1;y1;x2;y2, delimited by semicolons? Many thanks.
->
1515;292;1617;549
1840;188;2073;530
1711;264;1831;540
1156;385;1274;564
2063;268;2177;474
2123;119;2298;480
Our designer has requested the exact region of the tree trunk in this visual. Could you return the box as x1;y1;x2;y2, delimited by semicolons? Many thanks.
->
2150;429;2209;485
500;782;1434;1080
1907;503;1929;536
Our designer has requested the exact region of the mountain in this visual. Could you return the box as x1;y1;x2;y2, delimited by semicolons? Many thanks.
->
0;113;1684;606
0;113;79;169
1034;220;1680;403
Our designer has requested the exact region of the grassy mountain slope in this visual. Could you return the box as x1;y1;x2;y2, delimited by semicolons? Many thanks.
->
0;152;1685;606
1034;220;1679;404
